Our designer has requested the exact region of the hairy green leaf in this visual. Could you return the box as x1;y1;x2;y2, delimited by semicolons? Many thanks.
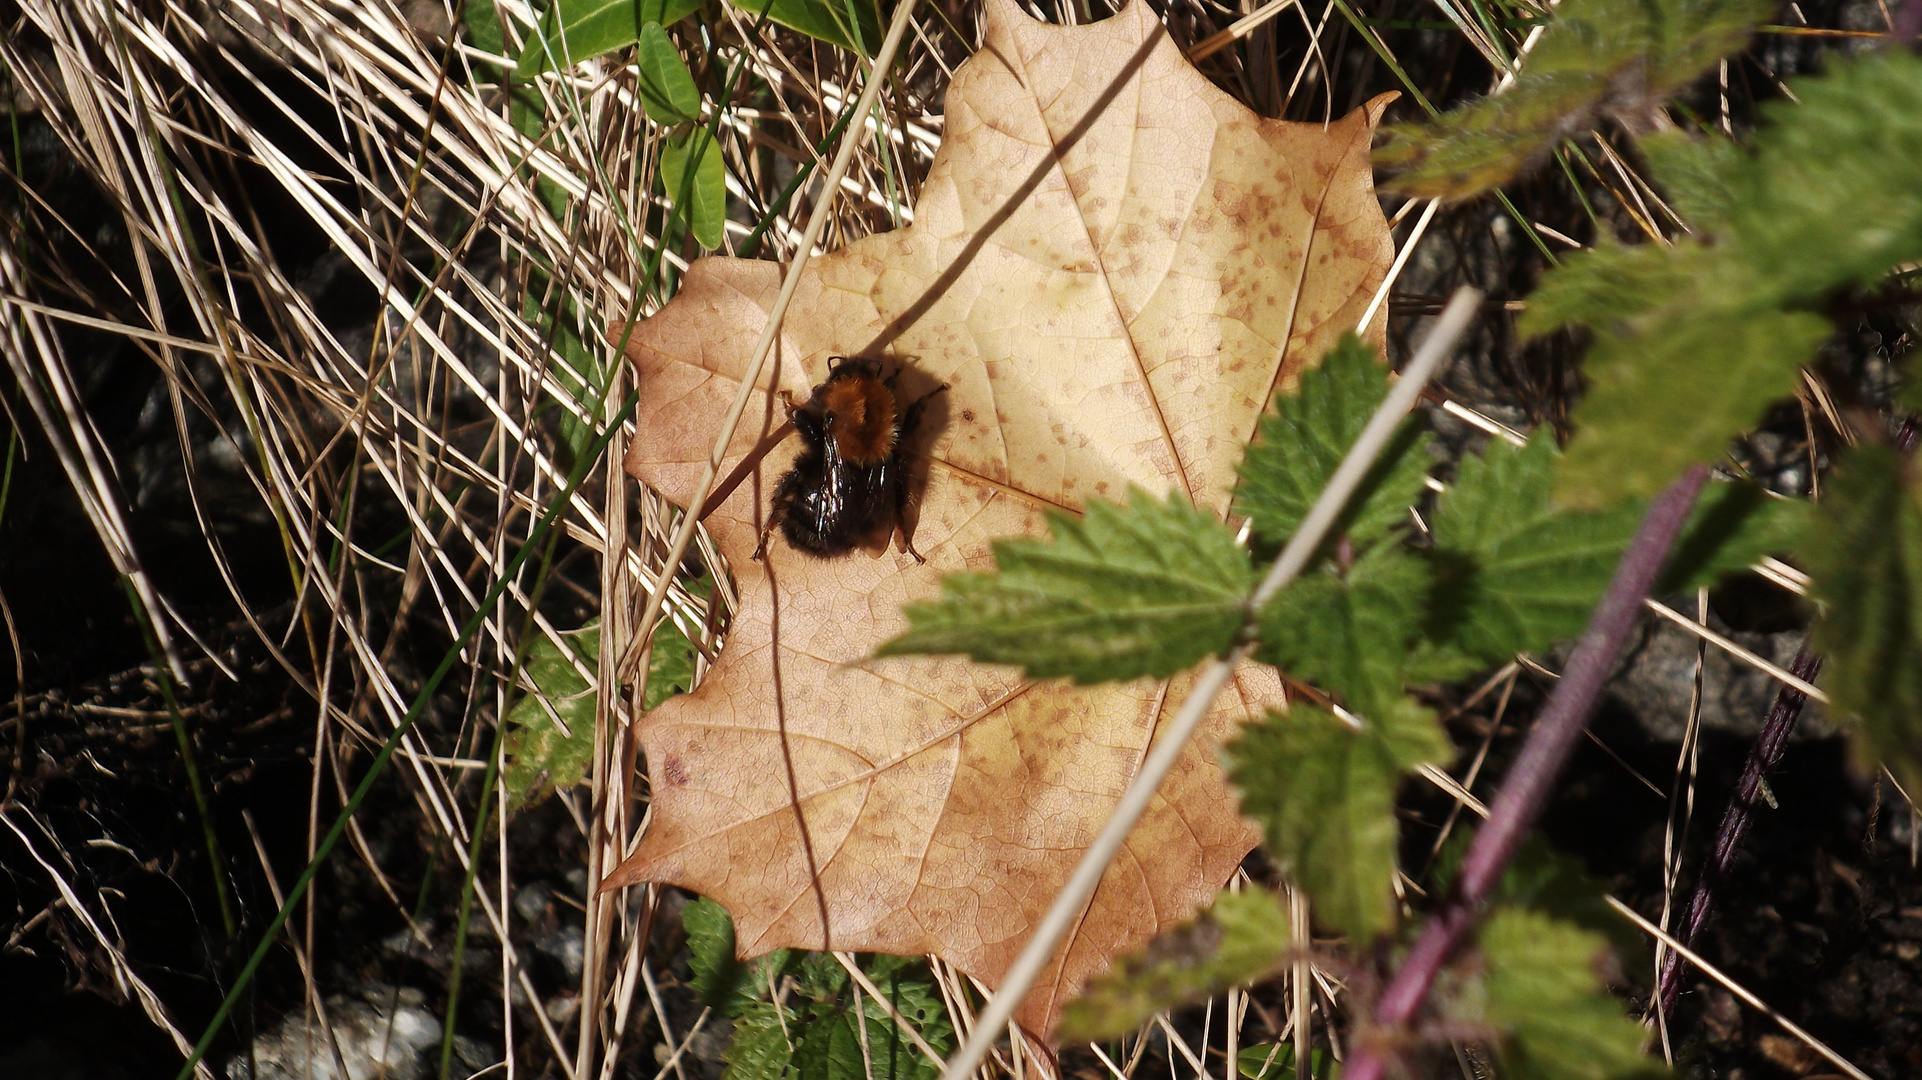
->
1226;701;1448;940
1554;306;1830;507
1426;434;1808;668
703;934;951;1080
684;897;761;1015
725;1002;797;1080
1427;436;1644;663
1638;129;1742;228
1060;888;1290;1041
643;617;699;710
1434;832;1649;981
1477;907;1653;1080
1521;51;1922;508
660;127;728;250
516;0;707;77
1377;0;1769;197
1235;334;1431;549
1805;444;1922;797
1375;71;1611;198
1519;238;1706;336
503;619;693;805
1258;541;1428;714
1727;52;1922;302
502;624;599;806
635;22;702;124
1658;478;1808;593
881;488;1252;683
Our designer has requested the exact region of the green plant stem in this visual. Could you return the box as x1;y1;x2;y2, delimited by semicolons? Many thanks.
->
437;473;579;1079
172;389;640;1080
438;720;504;1080
121;578;239;950
738;103;861;258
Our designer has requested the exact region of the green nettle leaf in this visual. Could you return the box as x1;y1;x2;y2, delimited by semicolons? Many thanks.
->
635;22;702;124
1658;479;1809;593
1426;436;1644;664
1434;832;1649;980
644;617;699;710
1520;238;1705;334
1804;444;1922;796
1060;888;1291;1041
1258;542;1428;714
1550;306;1831;507
1234;334;1431;549
1520;50;1922;509
881;488;1252;683
516;0;707;77
794;1008;867;1080
1376;0;1770;197
760;963;949;1080
683;897;761;1015
502;624;600;806
660;127;728;250
724;1003;794;1080
689;902;951;1080
503;620;693;804
1226;701;1448;940
1423;434;1808;671
1637;129;1742;228
857;955;954;1074
1477;907;1653;1080
1725;52;1922;302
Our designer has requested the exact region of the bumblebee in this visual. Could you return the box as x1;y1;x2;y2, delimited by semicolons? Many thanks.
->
753;357;947;562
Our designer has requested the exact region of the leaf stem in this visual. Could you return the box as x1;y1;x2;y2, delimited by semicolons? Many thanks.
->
1343;462;1711;1080
935;287;1482;1080
1654;414;1918;1019
1654;646;1820;1018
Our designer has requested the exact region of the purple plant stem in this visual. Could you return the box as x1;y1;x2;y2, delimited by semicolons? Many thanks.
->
1655;414;1918;1018
1895;0;1922;46
1655;647;1822;1018
1345;464;1711;1080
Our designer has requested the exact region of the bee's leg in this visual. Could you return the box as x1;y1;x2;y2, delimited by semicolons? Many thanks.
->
900;536;928;564
777;388;800;417
893;473;928;564
898;383;950;438
753;505;784;562
893;383;949;563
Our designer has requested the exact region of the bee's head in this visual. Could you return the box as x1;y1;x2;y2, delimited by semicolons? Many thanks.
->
790;402;828;445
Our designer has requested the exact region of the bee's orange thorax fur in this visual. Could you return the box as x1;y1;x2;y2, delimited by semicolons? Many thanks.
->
823;376;897;464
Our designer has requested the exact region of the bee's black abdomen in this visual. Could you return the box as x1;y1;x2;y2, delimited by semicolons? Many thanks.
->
761;357;937;561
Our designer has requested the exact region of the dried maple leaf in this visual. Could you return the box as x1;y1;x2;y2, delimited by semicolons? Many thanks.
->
606;0;1394;1037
